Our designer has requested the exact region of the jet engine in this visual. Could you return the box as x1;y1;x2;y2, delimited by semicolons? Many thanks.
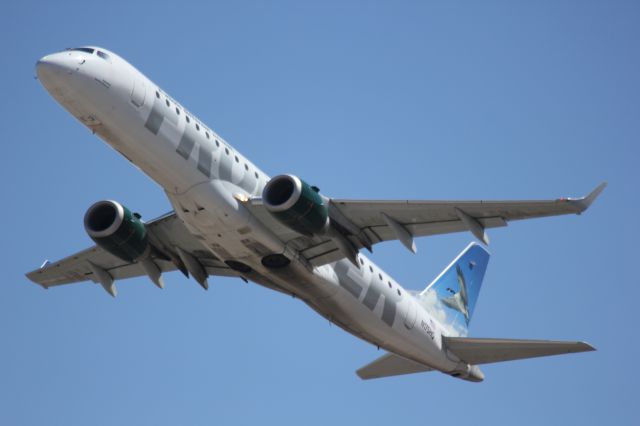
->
84;200;149;262
262;174;329;236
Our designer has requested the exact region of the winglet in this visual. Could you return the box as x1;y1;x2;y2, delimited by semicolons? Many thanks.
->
573;182;607;213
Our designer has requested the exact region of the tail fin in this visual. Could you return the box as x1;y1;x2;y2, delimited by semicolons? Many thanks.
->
417;242;490;337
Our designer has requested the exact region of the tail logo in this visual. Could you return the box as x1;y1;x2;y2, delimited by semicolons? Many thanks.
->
441;265;471;324
418;243;490;337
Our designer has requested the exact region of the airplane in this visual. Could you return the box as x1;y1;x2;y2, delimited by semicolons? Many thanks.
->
27;46;606;382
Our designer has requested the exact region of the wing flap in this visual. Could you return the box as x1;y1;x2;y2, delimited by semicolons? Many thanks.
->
356;352;434;380
444;337;596;365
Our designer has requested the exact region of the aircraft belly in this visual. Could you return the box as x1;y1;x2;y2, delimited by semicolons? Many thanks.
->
90;104;456;372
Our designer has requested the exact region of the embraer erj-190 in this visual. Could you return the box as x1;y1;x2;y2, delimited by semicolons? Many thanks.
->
28;47;605;382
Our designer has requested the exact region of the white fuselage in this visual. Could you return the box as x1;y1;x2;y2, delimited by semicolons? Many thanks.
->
36;47;469;376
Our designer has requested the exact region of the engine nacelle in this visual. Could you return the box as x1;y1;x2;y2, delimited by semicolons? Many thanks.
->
84;200;149;262
262;174;329;236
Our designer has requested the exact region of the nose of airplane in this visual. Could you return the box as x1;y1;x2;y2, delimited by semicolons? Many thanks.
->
36;53;76;89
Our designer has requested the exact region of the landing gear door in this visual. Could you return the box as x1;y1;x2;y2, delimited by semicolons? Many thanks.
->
131;79;146;107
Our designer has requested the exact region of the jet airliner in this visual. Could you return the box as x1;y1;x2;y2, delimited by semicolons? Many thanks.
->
27;47;605;382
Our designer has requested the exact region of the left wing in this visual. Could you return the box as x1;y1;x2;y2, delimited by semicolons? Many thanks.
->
243;183;606;267
26;211;240;294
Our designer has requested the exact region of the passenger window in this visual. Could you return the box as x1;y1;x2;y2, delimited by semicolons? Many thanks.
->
388;281;392;288
205;132;210;139
186;116;191;123
175;108;180;115
165;99;170;107
244;164;249;171
195;123;200;131
235;156;239;163
215;140;220;147
225;148;229;155
255;172;259;179
155;91;160;99
369;266;373;273
378;273;383;281
397;289;402;296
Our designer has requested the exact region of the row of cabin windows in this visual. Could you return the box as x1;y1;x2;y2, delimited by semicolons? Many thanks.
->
155;90;261;181
359;258;402;296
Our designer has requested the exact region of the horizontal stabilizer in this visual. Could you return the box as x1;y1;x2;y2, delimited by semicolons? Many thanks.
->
444;337;595;365
357;353;433;380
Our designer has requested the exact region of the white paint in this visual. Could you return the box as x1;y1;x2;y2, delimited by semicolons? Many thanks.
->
34;47;594;382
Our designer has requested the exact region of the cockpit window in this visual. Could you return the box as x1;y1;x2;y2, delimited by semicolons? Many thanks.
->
97;51;110;60
70;47;95;54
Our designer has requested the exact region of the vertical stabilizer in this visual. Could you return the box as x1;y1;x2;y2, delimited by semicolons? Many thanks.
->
417;243;490;336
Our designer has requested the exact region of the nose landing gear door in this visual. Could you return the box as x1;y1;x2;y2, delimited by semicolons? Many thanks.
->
131;79;146;108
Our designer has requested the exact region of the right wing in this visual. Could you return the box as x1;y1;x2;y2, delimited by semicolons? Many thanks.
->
26;211;240;291
443;337;596;365
329;182;607;249
243;182;607;267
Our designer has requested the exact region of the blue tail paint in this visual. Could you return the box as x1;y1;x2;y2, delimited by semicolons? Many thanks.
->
418;243;490;336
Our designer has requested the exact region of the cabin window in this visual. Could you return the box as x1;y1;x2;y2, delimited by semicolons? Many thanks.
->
388;281;392;288
397;289;402;296
155;91;160;99
235;156;239;163
225;148;229;155
175;108;180;115
186;116;191;123
369;266;373;273
255;172;259;179
165;99;170;107
205;132;210;139
195;123;200;131
378;273;383;281
215;140;220;147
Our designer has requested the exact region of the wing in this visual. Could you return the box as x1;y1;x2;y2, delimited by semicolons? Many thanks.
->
243;182;606;267
443;337;595;365
356;352;434;380
26;211;240;293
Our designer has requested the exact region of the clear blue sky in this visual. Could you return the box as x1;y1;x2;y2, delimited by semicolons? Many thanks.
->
1;1;637;424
